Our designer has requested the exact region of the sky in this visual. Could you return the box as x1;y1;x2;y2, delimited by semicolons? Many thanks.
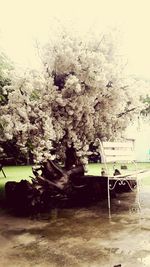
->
0;0;149;159
0;0;150;79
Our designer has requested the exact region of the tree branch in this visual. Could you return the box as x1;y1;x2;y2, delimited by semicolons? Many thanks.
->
117;107;137;118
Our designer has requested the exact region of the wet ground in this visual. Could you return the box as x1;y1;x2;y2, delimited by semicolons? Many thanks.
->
0;186;150;267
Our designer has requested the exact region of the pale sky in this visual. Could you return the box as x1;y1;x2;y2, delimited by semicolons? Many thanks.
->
0;0;150;79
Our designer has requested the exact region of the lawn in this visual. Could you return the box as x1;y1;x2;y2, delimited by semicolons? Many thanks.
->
0;165;33;201
87;162;150;185
87;162;150;175
0;163;150;200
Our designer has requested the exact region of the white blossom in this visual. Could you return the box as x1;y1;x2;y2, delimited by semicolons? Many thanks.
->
0;30;144;164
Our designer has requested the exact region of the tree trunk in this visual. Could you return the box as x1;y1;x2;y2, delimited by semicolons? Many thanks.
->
65;144;81;170
5;157;136;215
5;159;86;214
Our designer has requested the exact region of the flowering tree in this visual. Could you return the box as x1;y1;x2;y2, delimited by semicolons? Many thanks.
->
0;31;142;167
141;94;150;117
0;52;15;161
0;52;13;105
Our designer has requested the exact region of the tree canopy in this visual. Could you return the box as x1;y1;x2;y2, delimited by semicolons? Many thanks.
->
0;51;13;105
140;94;150;117
0;31;146;165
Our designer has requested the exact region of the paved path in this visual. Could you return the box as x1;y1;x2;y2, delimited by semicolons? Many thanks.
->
0;187;150;267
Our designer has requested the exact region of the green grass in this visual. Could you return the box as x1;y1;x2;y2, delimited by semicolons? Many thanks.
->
87;162;150;176
0;166;33;201
0;165;32;185
87;162;150;185
0;163;150;201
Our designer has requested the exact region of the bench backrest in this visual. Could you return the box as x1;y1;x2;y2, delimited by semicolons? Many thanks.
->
100;141;136;163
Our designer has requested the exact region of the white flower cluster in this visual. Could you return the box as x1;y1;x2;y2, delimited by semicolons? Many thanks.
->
0;31;143;164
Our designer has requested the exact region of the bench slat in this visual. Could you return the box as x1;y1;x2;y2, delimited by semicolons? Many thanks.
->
104;156;136;162
102;141;133;148
104;149;135;156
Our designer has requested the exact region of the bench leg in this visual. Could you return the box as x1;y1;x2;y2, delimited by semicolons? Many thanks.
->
136;178;141;211
107;177;111;218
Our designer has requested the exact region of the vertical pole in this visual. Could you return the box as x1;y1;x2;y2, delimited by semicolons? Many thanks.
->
2;168;6;178
136;175;141;212
107;176;111;219
133;160;141;212
97;138;111;218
